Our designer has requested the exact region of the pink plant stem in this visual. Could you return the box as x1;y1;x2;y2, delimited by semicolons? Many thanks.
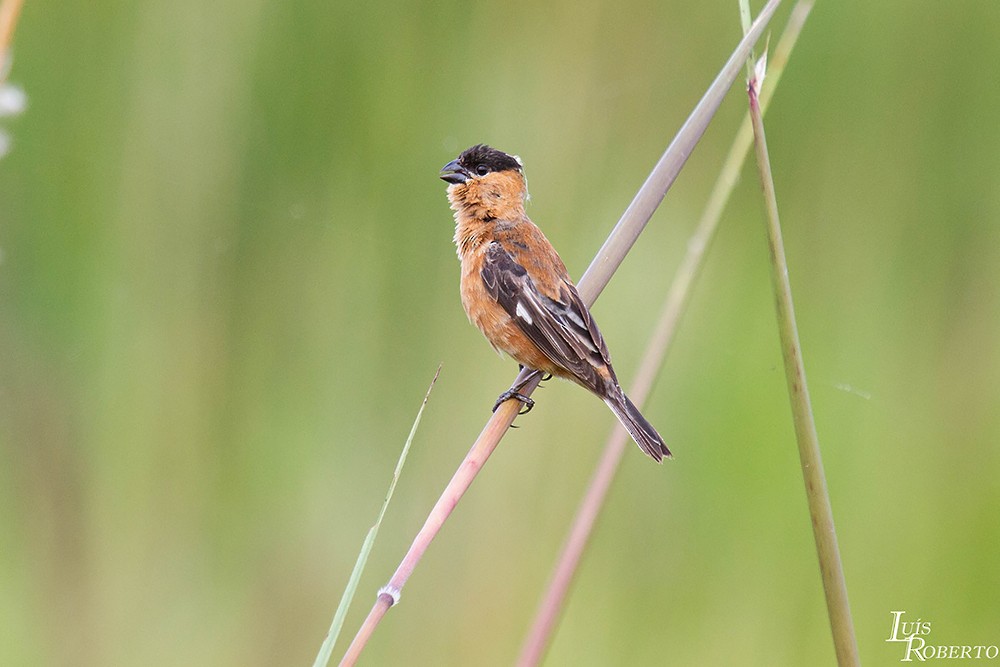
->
517;267;681;667
516;429;629;667
517;5;812;662
339;373;541;667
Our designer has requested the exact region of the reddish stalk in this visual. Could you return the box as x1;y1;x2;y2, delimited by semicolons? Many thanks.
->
338;2;781;663
339;373;539;667
517;4;814;663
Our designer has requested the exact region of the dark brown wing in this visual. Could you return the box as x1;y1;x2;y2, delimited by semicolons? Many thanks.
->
481;241;616;392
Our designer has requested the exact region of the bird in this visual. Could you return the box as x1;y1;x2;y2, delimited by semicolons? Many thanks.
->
439;144;670;461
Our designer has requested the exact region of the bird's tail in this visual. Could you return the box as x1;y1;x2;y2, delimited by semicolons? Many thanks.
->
604;390;671;462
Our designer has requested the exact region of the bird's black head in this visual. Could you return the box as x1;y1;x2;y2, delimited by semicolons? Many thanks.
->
440;144;522;184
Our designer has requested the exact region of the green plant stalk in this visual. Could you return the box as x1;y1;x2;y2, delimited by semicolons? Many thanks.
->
745;47;861;667
516;4;813;664
338;4;782;663
739;0;755;79
312;365;441;667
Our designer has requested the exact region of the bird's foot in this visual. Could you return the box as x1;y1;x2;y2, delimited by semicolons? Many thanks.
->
493;390;535;415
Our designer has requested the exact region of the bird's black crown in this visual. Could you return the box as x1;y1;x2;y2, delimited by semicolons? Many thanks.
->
457;144;522;174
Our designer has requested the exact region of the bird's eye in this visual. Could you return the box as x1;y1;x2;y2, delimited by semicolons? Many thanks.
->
475;165;490;176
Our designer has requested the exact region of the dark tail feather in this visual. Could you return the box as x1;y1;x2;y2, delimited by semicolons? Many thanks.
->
604;391;671;462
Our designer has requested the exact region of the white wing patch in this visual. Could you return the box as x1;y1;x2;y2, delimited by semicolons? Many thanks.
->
563;307;586;330
515;301;533;325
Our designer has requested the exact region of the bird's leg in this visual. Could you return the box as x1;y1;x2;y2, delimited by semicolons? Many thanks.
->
518;365;552;383
493;368;544;414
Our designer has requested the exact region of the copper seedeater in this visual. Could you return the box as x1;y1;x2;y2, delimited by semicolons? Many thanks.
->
440;144;670;461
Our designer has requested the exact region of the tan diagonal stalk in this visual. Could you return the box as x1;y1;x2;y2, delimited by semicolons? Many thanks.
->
338;2;782;663
517;4;814;664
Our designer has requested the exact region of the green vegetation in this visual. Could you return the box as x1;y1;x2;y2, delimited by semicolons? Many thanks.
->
2;2;998;665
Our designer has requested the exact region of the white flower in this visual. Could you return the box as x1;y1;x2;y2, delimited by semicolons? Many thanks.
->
0;82;27;117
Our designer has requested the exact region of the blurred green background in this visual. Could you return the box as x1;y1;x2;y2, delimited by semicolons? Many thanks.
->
2;0;998;664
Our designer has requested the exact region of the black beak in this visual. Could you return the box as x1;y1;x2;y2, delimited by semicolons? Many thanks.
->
440;159;470;184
